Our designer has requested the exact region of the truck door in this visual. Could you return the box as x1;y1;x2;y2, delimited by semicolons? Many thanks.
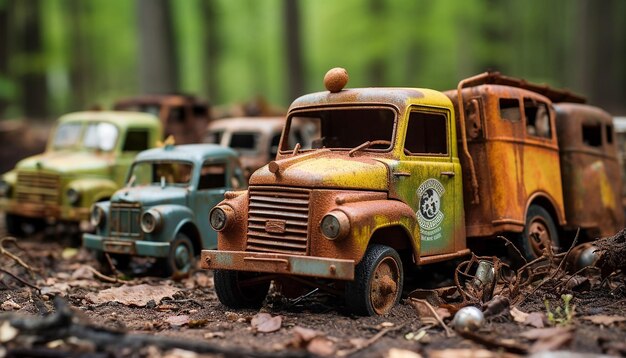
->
392;108;458;256
193;160;229;248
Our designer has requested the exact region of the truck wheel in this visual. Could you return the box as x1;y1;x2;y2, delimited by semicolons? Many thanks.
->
515;205;560;261
162;233;195;278
345;244;403;316
214;270;270;308
5;214;45;237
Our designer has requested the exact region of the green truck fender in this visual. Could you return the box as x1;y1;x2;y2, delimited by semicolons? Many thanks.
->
66;178;119;206
332;199;420;265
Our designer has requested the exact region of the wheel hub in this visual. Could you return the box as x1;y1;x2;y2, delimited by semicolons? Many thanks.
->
528;218;551;256
174;245;190;268
370;257;399;315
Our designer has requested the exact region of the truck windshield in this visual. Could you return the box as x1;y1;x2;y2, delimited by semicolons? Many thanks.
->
128;161;194;187
281;107;395;152
52;122;119;151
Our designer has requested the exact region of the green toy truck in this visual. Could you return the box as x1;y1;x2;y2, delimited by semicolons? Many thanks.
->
82;144;244;277
0;111;162;236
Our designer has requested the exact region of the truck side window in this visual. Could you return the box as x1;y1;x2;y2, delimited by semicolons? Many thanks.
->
499;98;521;122
167;106;185;124
606;125;614;144
582;124;602;147
524;99;551;139
198;162;226;189
404;111;448;155
270;133;281;158
123;130;149;151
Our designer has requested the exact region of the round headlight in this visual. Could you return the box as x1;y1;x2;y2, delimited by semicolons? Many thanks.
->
90;205;105;227
67;188;81;206
0;180;11;197
209;206;227;231
141;209;162;233
320;211;350;240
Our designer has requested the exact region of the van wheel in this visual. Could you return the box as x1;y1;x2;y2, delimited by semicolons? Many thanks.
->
345;244;403;316
515;205;559;261
5;214;45;237
214;270;270;308
162;233;195;278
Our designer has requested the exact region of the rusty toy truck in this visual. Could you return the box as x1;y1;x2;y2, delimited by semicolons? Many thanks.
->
201;68;624;315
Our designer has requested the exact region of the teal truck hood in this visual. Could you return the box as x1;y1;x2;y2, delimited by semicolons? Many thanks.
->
16;151;113;175
112;186;188;207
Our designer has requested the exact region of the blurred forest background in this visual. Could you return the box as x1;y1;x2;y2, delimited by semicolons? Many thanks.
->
0;0;625;122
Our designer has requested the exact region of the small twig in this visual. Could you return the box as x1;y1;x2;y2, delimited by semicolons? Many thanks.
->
553;266;599;291
497;235;528;265
103;252;122;278
410;298;454;337
336;322;406;357
84;265;118;283
0;237;38;276
0;267;40;292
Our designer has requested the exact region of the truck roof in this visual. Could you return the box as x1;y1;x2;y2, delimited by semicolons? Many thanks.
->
289;87;454;113
114;94;209;107
58;111;160;129
135;144;238;164
208;117;285;134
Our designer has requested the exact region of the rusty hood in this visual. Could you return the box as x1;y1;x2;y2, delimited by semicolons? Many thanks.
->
249;150;389;191
112;186;188;207
16;151;113;175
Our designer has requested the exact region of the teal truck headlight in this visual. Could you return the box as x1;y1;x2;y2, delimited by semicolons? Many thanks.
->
90;205;105;227
0;180;11;197
66;188;81;206
141;209;162;233
321;211;350;240
210;205;234;231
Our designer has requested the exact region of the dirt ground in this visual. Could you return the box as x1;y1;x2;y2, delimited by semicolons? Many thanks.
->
1;225;626;358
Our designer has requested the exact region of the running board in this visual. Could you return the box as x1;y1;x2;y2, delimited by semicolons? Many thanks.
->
418;249;472;265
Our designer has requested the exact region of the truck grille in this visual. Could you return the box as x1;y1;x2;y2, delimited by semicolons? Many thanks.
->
109;202;142;238
15;172;60;205
246;187;311;255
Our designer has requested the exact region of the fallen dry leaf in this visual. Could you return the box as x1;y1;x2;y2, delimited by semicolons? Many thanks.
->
525;312;545;328
385;348;423;358
510;307;528;323
71;265;94;280
581;315;626;326
1;299;21;311
307;336;336;357
519;327;574;353
165;315;190;327
289;326;336;356
429;348;504;358
85;284;181;307
251;312;282;333
519;326;570;340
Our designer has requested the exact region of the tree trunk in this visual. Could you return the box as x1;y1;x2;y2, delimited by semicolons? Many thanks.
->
200;0;220;102
13;0;47;119
0;0;10;117
284;0;304;100
367;0;386;85
137;0;179;94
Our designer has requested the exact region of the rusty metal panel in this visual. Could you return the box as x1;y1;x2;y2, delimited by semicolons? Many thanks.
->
555;103;625;236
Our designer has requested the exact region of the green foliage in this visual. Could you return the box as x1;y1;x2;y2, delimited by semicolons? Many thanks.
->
545;294;574;326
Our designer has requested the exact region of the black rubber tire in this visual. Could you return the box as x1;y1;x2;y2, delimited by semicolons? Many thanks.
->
162;233;196;278
5;214;45;237
514;205;560;262
214;270;270;309
345;244;404;316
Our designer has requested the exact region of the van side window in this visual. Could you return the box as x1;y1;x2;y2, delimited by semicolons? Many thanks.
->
404;111;448;155
524;99;551;139
499;98;521;122
123;130;149;151
198;162;226;189
582;124;602;147
270;133;281;158
606;125;614;144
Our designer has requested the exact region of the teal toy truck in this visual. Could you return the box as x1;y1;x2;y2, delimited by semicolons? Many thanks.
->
83;144;244;277
0;111;162;236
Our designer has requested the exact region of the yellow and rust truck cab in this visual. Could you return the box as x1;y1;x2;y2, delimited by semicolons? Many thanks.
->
202;69;469;315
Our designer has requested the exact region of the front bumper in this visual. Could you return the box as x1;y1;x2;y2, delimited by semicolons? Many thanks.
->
200;250;355;280
83;233;171;257
1;199;89;221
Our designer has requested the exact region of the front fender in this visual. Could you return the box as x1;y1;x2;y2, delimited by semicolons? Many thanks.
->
67;178;118;207
313;199;419;264
149;204;195;243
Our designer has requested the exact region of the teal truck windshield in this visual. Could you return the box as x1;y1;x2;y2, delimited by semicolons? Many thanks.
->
282;108;395;152
52;122;119;151
128;161;193;186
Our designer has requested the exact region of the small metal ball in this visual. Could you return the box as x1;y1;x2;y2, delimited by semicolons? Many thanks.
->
452;306;484;331
577;245;598;269
324;67;349;93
